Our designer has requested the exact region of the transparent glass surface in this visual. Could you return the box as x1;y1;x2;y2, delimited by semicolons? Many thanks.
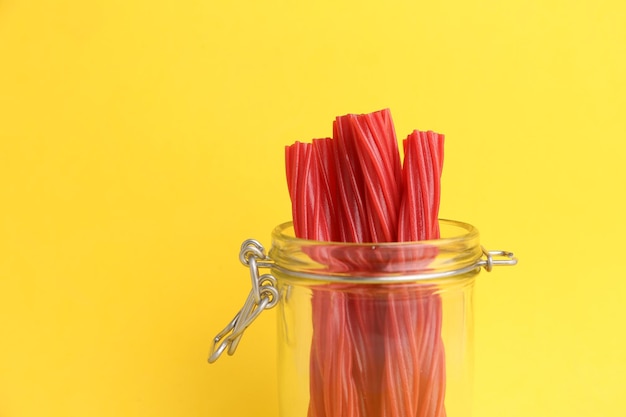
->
270;219;480;417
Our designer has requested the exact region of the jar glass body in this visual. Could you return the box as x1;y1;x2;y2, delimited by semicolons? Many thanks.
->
269;219;482;417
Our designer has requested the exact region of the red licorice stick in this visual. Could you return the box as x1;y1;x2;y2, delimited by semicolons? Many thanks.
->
398;130;444;241
311;138;337;241
287;138;360;417
397;129;446;417
333;115;370;243
350;109;402;243
285;141;312;239
347;109;406;416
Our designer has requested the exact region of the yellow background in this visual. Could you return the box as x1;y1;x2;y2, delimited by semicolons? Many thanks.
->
1;0;624;416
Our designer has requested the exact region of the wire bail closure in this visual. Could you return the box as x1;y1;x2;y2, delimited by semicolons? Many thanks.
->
208;240;278;364
208;239;517;363
479;247;518;271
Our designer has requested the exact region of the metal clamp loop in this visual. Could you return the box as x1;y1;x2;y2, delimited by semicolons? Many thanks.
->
479;247;518;272
208;240;277;364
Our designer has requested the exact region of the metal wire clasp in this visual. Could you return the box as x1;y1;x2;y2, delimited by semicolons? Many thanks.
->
208;239;278;363
479;247;518;271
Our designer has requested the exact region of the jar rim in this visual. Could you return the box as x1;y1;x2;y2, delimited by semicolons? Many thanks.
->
271;218;479;248
268;219;483;283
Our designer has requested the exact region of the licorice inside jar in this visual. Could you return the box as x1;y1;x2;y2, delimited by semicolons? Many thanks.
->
270;218;482;417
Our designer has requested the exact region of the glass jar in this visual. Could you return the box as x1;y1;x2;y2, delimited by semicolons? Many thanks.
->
209;219;517;417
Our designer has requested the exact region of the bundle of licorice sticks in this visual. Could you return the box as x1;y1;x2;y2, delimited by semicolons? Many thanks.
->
285;108;446;417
